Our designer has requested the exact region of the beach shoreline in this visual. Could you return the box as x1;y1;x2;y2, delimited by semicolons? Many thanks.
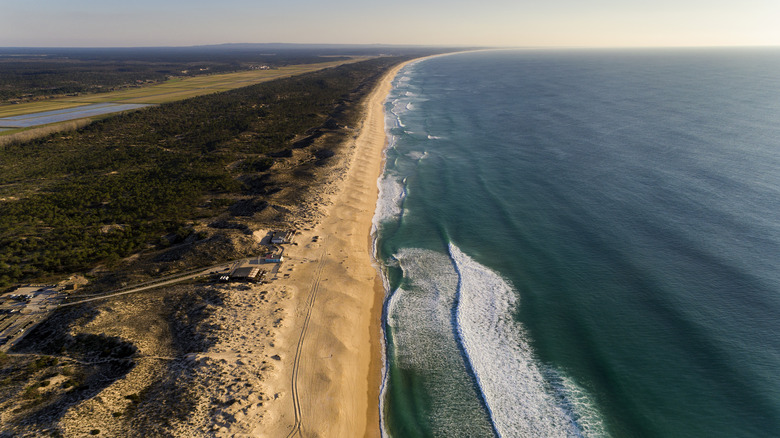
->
255;59;414;437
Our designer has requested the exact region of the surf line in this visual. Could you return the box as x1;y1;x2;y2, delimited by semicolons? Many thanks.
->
448;243;502;438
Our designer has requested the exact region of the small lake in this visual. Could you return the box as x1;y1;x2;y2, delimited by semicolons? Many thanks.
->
0;103;151;128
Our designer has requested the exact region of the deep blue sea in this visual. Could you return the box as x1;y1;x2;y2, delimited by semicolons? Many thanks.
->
373;49;780;438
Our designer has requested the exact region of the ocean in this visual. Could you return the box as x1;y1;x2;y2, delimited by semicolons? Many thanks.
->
373;49;780;437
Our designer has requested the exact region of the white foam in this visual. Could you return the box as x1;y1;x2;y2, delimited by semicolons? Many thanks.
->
391;100;406;114
387;99;407;129
379;246;608;438
373;175;406;230
544;366;609;437
450;244;597;437
383;249;497;436
406;151;428;161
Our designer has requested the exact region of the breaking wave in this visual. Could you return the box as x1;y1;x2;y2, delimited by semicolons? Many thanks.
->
374;175;406;229
383;248;497;437
449;244;604;437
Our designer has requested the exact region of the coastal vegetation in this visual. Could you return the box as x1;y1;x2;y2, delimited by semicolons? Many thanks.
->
0;47;352;104
0;56;409;287
1;284;219;431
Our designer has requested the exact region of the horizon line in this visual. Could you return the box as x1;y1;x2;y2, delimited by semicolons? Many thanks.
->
1;42;779;50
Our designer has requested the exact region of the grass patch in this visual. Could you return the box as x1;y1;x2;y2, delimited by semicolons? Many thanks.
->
0;59;364;116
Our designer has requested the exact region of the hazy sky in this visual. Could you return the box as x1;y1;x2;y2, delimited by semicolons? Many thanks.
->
2;0;779;48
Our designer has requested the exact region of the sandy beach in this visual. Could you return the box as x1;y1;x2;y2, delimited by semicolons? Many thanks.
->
160;60;414;437
262;60;409;438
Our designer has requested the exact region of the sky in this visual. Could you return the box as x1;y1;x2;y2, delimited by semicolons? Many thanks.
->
2;0;779;48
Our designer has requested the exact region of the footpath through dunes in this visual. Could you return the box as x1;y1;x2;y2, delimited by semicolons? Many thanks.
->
255;61;412;437
0;58;368;129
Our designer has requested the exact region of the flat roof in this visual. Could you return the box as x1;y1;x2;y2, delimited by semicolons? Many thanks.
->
230;266;261;278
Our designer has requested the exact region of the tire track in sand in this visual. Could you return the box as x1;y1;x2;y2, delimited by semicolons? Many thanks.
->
286;252;327;438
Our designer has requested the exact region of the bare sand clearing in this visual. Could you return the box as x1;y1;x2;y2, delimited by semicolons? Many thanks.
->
168;61;413;438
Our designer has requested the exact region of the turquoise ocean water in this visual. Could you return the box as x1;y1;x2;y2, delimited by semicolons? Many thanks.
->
373;49;780;437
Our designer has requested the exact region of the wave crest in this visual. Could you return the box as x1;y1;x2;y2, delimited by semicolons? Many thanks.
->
450;244;601;437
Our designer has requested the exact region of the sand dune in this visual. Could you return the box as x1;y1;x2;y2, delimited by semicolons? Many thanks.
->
172;61;413;437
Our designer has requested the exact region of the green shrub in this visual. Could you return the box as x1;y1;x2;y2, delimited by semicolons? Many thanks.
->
28;355;58;372
0;57;406;286
22;384;41;399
